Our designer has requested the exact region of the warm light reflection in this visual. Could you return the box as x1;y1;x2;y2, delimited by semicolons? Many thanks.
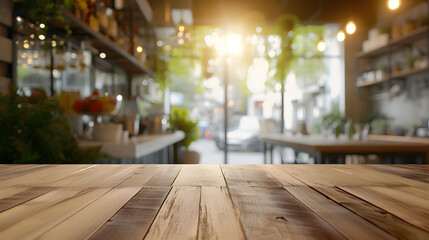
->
256;26;262;33
317;40;326;52
346;21;356;34
99;52;106;59
136;46;143;53
388;0;400;10
227;33;243;56
178;25;185;32
337;31;345;42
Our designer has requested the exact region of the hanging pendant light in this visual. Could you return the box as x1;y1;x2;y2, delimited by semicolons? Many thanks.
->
346;21;356;34
337;30;345;42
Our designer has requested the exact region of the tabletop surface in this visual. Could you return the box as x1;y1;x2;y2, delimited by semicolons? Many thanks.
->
0;164;428;239
259;133;429;152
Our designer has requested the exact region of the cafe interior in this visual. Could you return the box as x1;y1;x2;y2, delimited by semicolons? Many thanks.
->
0;1;428;239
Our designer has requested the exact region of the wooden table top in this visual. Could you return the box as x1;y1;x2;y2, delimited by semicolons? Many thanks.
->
0;164;428;239
259;133;429;153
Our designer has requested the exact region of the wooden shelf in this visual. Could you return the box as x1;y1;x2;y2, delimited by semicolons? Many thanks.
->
356;26;429;59
357;66;429;88
61;9;155;77
356;78;388;88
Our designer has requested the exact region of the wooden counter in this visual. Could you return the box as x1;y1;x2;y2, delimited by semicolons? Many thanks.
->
0;164;428;239
78;131;184;162
259;133;429;164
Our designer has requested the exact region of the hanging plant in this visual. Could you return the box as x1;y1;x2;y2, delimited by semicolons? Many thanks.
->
22;0;72;37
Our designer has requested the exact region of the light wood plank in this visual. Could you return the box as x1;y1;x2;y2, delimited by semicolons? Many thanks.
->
228;186;346;240
118;165;181;187
0;187;87;231
90;187;171;240
0;187;53;213
173;165;226;186
0;187;30;200
221;165;281;187
341;186;429;232
285;186;395;240
0;165;95;188
369;165;429;183
198;186;245;240
38;187;141;240
0;188;110;240
46;165;137;187
315;186;429;240
145;186;200;240
338;165;429;188
259;165;306;186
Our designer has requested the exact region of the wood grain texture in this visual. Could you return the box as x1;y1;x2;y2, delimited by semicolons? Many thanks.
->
38;187;141;240
119;165;181;187
0;165;93;187
90;187;171;240
285;186;395;240
221;164;281;187
0;188;110;239
145;186;200;240
314;186;429;240
341;186;429;232
0;187;87;231
0;187;53;213
228;186;346;240
368;165;429;183
259;165;306;186
198;186;245;240
173;165;226;186
338;165;428;188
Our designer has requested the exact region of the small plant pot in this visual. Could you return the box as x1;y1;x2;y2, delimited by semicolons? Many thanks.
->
182;150;200;164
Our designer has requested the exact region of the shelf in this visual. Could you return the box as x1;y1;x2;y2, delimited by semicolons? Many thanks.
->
357;66;429;88
356;26;429;59
356;78;388;88
60;9;155;77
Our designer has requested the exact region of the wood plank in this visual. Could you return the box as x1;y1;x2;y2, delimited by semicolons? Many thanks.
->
285;186;395;239
173;165;226;186
368;165;429;183
259;165;306;186
0;188;110;240
338;165;429;188
0;187;88;231
0;187;30;200
46;165;137;187
0;165;95;188
0;165;48;177
38;187;141;240
0;187;53;213
118;165;181;187
145;186;200;240
90;187;171;240
198;186;245;240
228;186;346;240
0;0;12;27
221;165;281;187
271;165;333;187
314;186;429;240
0;36;12;63
341;186;429;232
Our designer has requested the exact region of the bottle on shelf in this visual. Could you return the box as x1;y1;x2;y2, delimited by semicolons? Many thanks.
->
107;7;118;41
87;0;99;32
133;25;146;64
97;0;108;35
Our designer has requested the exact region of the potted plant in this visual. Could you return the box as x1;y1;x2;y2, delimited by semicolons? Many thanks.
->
168;106;200;164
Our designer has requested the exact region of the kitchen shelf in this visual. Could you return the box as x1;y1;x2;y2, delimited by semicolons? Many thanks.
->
356;26;429;59
60;8;155;77
357;67;429;88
